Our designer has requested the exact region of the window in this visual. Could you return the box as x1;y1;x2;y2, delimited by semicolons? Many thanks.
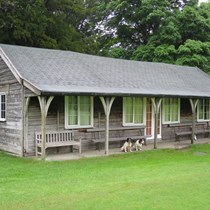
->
162;98;180;124
0;94;6;121
123;97;145;126
197;99;210;121
65;96;93;128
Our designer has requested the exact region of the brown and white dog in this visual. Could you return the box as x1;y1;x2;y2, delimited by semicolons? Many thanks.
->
133;139;145;151
121;138;133;152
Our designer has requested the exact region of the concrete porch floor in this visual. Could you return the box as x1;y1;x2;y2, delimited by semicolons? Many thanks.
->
44;138;210;161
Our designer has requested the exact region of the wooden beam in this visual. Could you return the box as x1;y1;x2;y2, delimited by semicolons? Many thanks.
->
38;96;54;160
189;99;199;144
99;96;115;155
151;97;162;149
23;97;30;156
45;96;54;117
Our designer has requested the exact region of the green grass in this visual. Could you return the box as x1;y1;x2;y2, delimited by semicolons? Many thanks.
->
0;144;210;210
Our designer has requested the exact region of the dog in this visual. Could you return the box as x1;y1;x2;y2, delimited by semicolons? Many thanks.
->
121;138;133;152
133;139;145;151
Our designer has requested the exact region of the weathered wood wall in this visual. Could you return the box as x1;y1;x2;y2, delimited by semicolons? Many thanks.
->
0;57;23;155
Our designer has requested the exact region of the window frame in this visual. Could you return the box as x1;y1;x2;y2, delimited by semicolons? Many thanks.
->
197;99;210;122
162;98;180;124
123;96;146;126
0;93;6;122
65;95;94;129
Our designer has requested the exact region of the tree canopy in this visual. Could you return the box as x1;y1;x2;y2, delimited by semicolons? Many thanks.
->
1;0;210;73
0;0;99;54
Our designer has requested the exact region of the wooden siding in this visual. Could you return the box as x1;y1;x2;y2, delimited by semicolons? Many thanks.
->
24;87;37;97
0;57;23;155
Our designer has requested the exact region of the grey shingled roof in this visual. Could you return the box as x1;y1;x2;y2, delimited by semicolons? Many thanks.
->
1;43;210;98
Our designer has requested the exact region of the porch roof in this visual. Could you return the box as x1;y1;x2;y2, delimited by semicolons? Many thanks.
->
1;44;210;98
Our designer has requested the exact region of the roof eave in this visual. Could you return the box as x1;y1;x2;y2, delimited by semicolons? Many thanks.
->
23;79;41;96
39;90;210;99
0;46;22;84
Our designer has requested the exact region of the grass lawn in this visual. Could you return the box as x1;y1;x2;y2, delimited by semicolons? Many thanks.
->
0;144;210;210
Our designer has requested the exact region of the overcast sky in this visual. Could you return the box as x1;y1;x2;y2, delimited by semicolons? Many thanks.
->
199;0;209;4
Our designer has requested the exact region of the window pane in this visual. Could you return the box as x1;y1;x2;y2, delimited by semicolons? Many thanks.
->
134;97;143;123
198;100;204;120
204;100;210;120
171;98;178;121
68;96;78;125
164;98;170;122
124;97;144;125
0;95;6;119
198;99;210;121
125;97;133;123
80;96;91;125
163;98;179;123
66;95;92;127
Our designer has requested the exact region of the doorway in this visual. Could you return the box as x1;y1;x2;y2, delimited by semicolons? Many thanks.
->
146;98;161;140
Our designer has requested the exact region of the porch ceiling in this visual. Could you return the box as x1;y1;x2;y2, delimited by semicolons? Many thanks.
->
1;44;210;99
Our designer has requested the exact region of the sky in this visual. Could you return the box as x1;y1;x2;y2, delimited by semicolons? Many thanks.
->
199;0;209;4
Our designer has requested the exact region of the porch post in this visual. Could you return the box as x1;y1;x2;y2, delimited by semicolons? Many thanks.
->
151;97;162;149
23;97;30;157
189;99;199;144
99;96;115;155
38;96;54;160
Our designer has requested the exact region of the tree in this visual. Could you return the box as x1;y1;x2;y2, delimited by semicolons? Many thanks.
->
0;0;100;53
131;0;210;73
95;0;199;56
176;39;210;72
177;4;210;43
0;0;57;48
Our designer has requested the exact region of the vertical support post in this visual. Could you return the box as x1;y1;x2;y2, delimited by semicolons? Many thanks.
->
189;99;198;144
23;97;30;156
151;97;162;149
38;96;54;160
99;96;115;155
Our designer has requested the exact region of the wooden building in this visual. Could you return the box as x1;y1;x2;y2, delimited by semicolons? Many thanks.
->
1;44;210;159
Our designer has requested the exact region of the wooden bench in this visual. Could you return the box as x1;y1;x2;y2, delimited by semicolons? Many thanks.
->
172;123;210;141
85;126;146;150
35;130;81;156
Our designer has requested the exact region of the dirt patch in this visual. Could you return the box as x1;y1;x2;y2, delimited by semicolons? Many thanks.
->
175;144;189;150
194;152;208;156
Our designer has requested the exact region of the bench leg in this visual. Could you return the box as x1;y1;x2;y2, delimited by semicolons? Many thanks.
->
79;145;81;154
70;146;73;153
95;142;101;151
175;135;180;142
79;139;82;154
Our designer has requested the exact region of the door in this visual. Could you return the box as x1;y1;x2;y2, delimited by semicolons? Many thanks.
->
146;98;161;140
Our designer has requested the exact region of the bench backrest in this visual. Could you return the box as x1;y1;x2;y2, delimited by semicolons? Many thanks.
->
35;130;74;144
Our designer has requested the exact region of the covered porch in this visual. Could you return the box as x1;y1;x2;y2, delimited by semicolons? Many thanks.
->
23;94;210;160
38;138;210;161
